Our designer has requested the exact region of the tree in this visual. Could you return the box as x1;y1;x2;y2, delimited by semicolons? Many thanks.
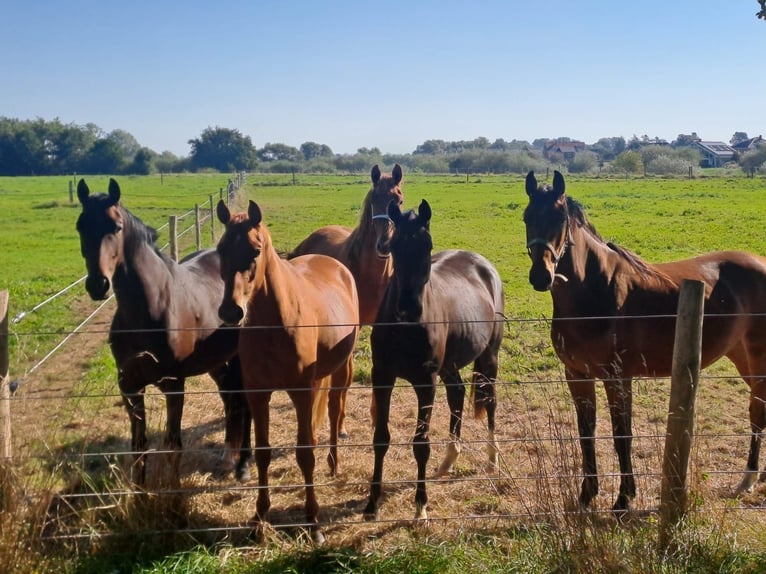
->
730;132;749;146
300;141;333;161
188;126;257;172
612;150;643;174
257;142;300;162
83;138;125;174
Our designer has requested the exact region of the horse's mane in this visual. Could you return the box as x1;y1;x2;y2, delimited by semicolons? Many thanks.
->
119;204;164;260
566;196;667;281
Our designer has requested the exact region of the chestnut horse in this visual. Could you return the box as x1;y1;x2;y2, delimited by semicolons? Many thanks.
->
363;199;505;522
289;163;404;325
524;170;766;512
75;178;250;486
289;164;404;437
216;199;359;544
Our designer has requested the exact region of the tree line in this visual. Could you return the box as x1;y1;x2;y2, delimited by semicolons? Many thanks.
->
1;117;764;177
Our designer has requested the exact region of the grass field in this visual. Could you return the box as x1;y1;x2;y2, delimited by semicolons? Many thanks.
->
3;170;766;572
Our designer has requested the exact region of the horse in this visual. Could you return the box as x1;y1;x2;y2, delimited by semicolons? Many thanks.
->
75;178;251;486
289;164;404;438
523;170;766;512
216;199;359;544
363;199;505;522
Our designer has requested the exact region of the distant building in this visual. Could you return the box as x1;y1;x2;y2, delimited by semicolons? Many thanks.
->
692;140;737;168
543;140;587;161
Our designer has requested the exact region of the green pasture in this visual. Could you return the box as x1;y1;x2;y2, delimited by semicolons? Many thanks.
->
3;171;766;573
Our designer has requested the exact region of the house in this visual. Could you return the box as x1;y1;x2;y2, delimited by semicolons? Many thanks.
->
731;135;764;154
543;140;587;161
692;140;737;168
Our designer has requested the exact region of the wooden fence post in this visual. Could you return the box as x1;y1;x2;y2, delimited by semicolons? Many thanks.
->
659;279;705;549
209;195;215;244
194;204;202;251
1;290;11;461
169;215;178;262
68;180;74;203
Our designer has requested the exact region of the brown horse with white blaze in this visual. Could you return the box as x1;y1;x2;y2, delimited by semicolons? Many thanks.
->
216;199;359;544
523;170;766;512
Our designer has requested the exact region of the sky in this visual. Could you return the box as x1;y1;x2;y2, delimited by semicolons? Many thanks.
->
1;1;764;157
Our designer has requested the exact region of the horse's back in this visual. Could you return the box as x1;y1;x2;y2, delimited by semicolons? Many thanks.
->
289;225;352;260
287;252;359;327
431;249;504;317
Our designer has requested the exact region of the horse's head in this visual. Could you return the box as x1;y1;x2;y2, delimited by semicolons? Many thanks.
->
367;163;404;258
388;198;433;321
75;178;125;300
216;199;265;325
523;170;570;291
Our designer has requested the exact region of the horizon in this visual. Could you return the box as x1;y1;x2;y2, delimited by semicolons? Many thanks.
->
2;1;764;157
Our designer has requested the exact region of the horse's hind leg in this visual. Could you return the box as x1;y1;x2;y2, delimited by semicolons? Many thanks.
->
473;346;500;470
436;369;464;477
327;357;353;475
728;348;766;494
604;378;636;512
211;358;252;482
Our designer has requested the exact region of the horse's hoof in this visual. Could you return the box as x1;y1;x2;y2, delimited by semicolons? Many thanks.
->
236;466;252;483
311;528;326;545
339;430;350;440
734;472;757;496
363;503;380;522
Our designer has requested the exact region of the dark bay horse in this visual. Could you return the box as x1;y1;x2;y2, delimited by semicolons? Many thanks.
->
524;170;766;512
76;178;250;486
363;199;505;522
216;199;359;544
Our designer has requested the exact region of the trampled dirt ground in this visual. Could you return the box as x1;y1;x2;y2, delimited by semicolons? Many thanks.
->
9;298;766;550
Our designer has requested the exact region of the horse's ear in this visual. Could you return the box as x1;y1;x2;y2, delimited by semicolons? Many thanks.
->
525;171;538;197
552;170;565;199
76;179;89;204
216;199;231;224
371;164;381;184
107;178;121;206
392;163;403;185
418;199;432;226
387;198;403;224
247;200;263;226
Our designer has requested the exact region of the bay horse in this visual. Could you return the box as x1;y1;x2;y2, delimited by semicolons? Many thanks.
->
524;170;766;512
289;164;404;437
216;199;359;544
75;178;250;486
363;199;505;522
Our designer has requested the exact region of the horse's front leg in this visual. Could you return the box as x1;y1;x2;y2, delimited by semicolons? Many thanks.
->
412;375;436;521
567;374;598;508
604;378;636;512
363;367;394;521
161;377;185;488
119;371;148;486
288;387;322;544
436;369;464;477
247;388;272;540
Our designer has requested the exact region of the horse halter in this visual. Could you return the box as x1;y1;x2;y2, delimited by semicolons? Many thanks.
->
526;222;571;282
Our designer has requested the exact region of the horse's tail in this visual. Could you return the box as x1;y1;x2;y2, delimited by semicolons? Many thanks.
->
470;371;496;420
312;376;330;431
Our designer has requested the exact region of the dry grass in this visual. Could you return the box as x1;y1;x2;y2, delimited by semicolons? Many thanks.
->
6;312;766;571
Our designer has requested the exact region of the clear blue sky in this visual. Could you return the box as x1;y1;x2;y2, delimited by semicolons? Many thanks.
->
2;1;764;157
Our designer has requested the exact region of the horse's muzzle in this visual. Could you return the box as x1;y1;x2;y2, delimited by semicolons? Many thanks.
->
529;266;553;292
85;274;111;300
218;301;244;326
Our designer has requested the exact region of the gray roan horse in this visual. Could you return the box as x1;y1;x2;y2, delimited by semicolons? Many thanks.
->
75;178;250;486
524;170;766;512
363;199;505;522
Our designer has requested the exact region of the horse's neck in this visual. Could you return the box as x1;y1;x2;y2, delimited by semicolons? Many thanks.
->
249;238;296;325
113;218;171;322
